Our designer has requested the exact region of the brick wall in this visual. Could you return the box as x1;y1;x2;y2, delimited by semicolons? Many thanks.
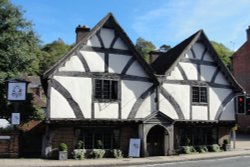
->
237;114;250;133
51;127;76;159
0;132;19;158
120;125;138;156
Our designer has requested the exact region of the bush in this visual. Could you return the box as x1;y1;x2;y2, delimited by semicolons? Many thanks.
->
111;149;123;158
76;140;85;149
208;144;221;152
196;145;208;153
181;146;197;154
59;143;68;151
91;149;105;159
73;149;86;160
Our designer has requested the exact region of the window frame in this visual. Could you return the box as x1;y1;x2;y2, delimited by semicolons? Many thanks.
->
94;78;119;102
192;86;208;105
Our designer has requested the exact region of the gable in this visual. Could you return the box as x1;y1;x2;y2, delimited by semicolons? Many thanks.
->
43;13;157;84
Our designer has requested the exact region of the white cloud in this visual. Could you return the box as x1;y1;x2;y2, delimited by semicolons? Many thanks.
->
131;0;250;49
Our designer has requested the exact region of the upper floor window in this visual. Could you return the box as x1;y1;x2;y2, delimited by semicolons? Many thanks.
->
192;86;207;104
94;79;118;101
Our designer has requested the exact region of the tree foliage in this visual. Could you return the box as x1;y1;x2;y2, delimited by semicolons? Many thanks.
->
135;37;156;62
211;41;234;67
39;39;71;73
0;0;41;121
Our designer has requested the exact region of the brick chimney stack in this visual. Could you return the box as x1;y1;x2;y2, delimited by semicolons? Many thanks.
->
75;25;90;43
247;26;250;42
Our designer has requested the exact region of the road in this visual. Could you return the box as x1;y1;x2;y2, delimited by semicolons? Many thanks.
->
127;156;250;167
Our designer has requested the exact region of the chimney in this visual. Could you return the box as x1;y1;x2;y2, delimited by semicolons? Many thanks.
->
75;25;90;43
247;26;250;42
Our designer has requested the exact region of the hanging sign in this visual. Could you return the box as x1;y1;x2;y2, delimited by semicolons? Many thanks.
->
128;138;141;157
7;79;29;101
11;113;20;125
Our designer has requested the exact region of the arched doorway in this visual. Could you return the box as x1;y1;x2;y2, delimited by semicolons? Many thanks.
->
146;125;166;156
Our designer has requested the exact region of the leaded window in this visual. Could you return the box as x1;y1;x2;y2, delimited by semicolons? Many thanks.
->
94;79;118;101
192;86;207;104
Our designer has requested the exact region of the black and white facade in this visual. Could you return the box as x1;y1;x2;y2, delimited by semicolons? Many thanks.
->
42;13;242;158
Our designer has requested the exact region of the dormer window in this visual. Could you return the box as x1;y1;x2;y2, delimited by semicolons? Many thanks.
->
94;79;118;101
192;86;208;104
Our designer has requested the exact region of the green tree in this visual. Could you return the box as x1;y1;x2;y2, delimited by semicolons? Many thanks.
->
211;41;234;67
39;39;71;73
135;37;156;62
0;0;41;119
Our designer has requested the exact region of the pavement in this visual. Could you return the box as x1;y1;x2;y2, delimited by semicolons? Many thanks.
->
1;134;250;167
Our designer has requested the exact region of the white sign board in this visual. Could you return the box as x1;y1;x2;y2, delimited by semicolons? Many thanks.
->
128;138;141;157
0;136;11;140
11;113;20;125
7;82;26;101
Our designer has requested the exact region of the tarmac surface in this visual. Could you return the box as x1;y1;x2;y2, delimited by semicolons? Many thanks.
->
1;134;250;167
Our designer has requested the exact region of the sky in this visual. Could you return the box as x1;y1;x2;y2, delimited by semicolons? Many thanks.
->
11;0;250;51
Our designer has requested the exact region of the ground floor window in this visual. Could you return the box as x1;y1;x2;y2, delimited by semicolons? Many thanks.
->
178;126;217;146
76;128;120;149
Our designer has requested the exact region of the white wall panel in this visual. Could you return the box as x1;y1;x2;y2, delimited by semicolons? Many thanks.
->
80;51;105;72
94;103;119;119
192;106;208;120
200;65;217;82
109;54;131;74
220;100;235;120
87;35;101;47
179;62;198;80
54;76;92;118
113;38;128;50
100;28;115;48
214;72;230;85
50;87;76;118
59;55;85;72
121;81;152;119
159;94;179;119
193;42;205;60
166;66;184;80
135;94;156;118
163;84;190;119
209;88;232;120
126;61;148;77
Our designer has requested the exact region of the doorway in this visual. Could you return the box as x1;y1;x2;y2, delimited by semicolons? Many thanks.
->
146;125;166;156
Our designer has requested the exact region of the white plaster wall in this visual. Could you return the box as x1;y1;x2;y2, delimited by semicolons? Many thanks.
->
220;100;235;120
214;72;230;85
192;106;208;120
113;38;128;50
94;103;119;119
109;54;132;74
163;84;190;119
80;50;105;72
166;66;183;80
100;28;115;48
54;76;92;118
203;52;213;62
126;61;148;77
200;65;217;82
121;80;152;119
159;94;179;119
87;35;101;47
209;88;232;120
59;55;85;72
185;50;193;59
179;62;198;80
192;42;205;60
50;87;76;118
135;94;156;118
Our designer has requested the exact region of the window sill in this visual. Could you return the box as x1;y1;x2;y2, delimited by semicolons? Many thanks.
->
93;99;120;103
192;103;208;106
